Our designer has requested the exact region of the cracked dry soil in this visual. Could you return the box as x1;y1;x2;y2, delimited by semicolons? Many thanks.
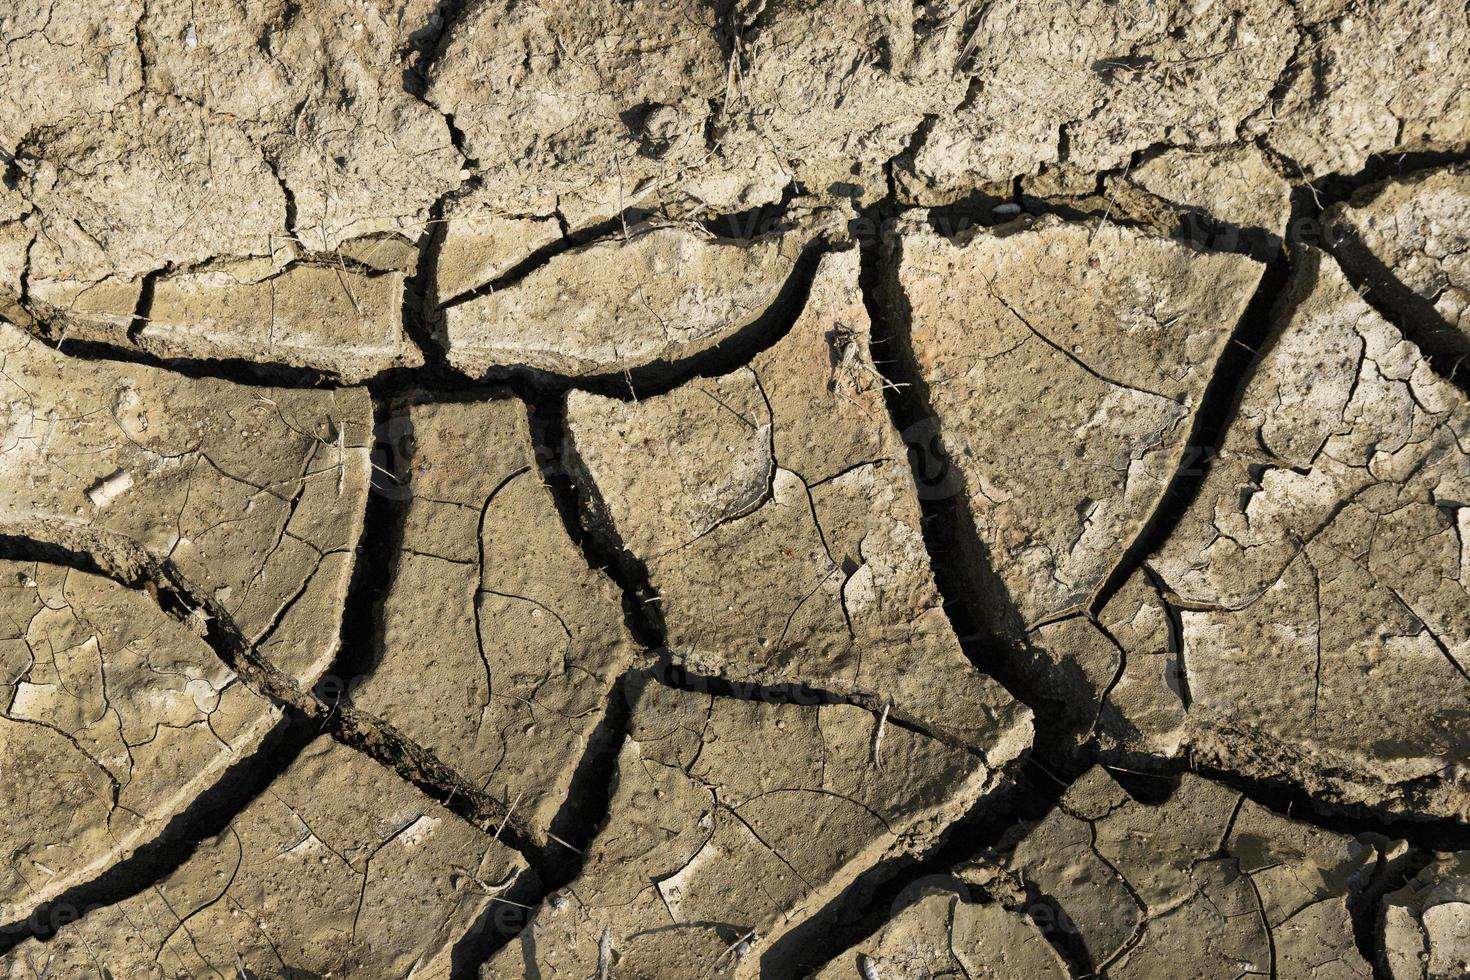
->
1;1;1469;978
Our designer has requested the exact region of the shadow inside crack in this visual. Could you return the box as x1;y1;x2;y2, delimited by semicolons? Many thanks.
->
0;524;545;857
857;204;1093;765
1324;220;1470;396
469;234;832;402
0;717;316;952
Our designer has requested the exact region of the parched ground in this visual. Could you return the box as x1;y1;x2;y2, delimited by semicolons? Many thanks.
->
0;1;1468;978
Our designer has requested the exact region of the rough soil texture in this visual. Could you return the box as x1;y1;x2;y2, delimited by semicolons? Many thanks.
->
0;1;1467;977
1381;851;1470;979
824;765;1396;978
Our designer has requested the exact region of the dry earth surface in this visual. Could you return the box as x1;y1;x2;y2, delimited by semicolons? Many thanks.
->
0;1;1468;977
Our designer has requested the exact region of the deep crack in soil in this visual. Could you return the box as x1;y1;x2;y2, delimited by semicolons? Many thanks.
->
3;9;1470;975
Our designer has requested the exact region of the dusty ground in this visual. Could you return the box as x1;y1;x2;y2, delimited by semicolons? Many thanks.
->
0;1;1468;977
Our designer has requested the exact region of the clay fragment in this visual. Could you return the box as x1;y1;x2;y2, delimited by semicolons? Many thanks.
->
443;221;815;379
1381;851;1470;980
0;739;527;979
0;560;278;925
353;395;640;832
566;247;1031;756
0;320;373;684
481;675;1011;979
1088;248;1470;818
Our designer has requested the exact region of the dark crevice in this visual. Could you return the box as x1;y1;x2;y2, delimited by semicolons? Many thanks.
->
858;203;1074;757
279;250;405;279
1171;208;1284;263
3;219;832;405
707;0;741;63
447;859;549;980
263;153;299;244
1293;146;1470;215
1008;882;1098;978
1;235;828;401
1208;765;1470;848
400;0;475;98
526;395;666;649
1091;151;1470;617
1016;170;1284;263
458;673;643;975
0;525;544;859
776;757;1074;979
1142;565;1191;710
645;655;985;757
541;673;635;868
474;235;830;402
1088;223;1293;615
1350;845;1431;980
1102;763;1182;806
0;717;318;953
437;210;650;311
1017;185;1157;232
435;183;817;310
315;394;415;704
921;187;1028;238
700;181;803;239
401;194;456;376
649;657;850;707
15;237;33;310
0;329;344;387
124;266;159;344
455;670;633;973
1324;210;1470;398
439;191;814;313
1092;755;1470;850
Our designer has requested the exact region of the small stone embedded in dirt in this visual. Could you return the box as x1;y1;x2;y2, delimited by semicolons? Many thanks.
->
352;395;639;832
